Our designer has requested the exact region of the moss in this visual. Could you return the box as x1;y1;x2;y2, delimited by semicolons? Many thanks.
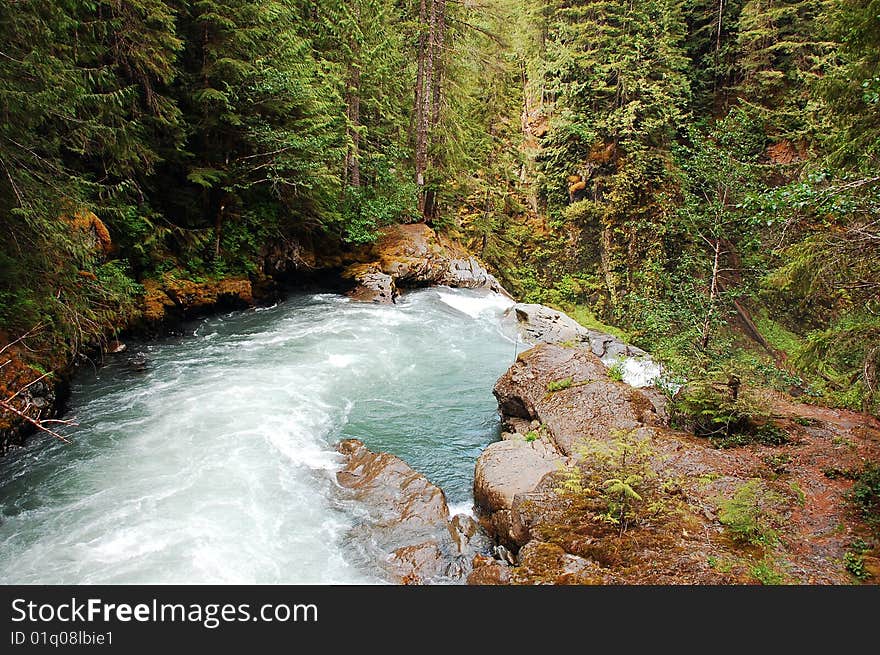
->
754;314;805;359
546;376;573;392
558;303;630;341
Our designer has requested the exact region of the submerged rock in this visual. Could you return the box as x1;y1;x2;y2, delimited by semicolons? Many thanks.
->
126;352;150;372
336;439;489;584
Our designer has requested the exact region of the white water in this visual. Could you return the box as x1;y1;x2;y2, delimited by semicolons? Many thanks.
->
600;353;664;388
0;288;517;584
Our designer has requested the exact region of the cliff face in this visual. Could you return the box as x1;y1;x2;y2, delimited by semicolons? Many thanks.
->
471;324;880;585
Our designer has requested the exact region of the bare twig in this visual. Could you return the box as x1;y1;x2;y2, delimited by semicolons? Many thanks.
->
0;323;44;357
0;399;73;444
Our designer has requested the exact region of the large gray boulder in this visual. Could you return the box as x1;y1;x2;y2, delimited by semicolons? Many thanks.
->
511;303;647;359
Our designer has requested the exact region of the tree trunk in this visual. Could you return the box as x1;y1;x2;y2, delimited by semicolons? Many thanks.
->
416;0;442;218
415;0;429;215
213;202;224;261
430;0;445;129
700;237;722;350
345;63;361;188
345;2;361;189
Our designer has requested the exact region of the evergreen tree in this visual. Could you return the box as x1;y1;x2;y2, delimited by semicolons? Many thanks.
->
538;0;691;317
166;0;342;263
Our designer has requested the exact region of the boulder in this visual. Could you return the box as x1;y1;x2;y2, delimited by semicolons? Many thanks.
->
513;541;603;585
344;223;507;302
474;439;563;513
509;303;657;389
493;344;661;456
336;439;489;584
467;554;511;585
511;304;593;345
344;264;397;304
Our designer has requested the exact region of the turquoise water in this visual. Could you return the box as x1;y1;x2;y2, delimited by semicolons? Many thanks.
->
0;288;517;583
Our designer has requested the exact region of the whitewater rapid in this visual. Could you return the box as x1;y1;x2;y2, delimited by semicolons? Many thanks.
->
0;288;517;584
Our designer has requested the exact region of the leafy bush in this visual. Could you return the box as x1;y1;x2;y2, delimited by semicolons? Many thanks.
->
674;371;790;447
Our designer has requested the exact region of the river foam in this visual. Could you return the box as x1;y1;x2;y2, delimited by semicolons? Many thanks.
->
0;288;517;584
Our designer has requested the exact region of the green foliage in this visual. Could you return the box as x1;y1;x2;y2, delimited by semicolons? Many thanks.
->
341;153;419;244
844;551;869;581
674;371;777;443
547;377;573;393
849;464;880;531
750;558;787;585
764;453;792;476
558;430;668;536
716;479;784;547
608;359;625;382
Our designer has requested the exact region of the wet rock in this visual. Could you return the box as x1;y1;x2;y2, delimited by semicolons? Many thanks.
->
474;440;563;513
336;439;489;584
126;352;149;372
386;542;446;584
493;344;661;456
107;340;127;354
344;264;397;304
344;224;507;302
467;554;511;585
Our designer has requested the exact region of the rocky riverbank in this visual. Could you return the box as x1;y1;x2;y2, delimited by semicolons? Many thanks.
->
469;307;880;584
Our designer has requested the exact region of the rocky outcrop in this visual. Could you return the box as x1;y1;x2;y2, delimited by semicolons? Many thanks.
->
508;303;665;391
343;224;506;303
494;345;662;455
474;344;662;550
342;264;397;304
471;341;880;585
511;303;645;358
473;439;565;547
140;275;255;328
336;439;489;583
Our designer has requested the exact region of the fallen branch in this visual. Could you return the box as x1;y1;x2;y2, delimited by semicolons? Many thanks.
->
0;398;74;444
0;322;44;357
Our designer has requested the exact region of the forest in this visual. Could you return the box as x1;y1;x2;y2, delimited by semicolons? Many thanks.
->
1;0;878;417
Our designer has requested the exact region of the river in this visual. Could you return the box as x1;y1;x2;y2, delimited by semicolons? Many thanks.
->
0;288;518;584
